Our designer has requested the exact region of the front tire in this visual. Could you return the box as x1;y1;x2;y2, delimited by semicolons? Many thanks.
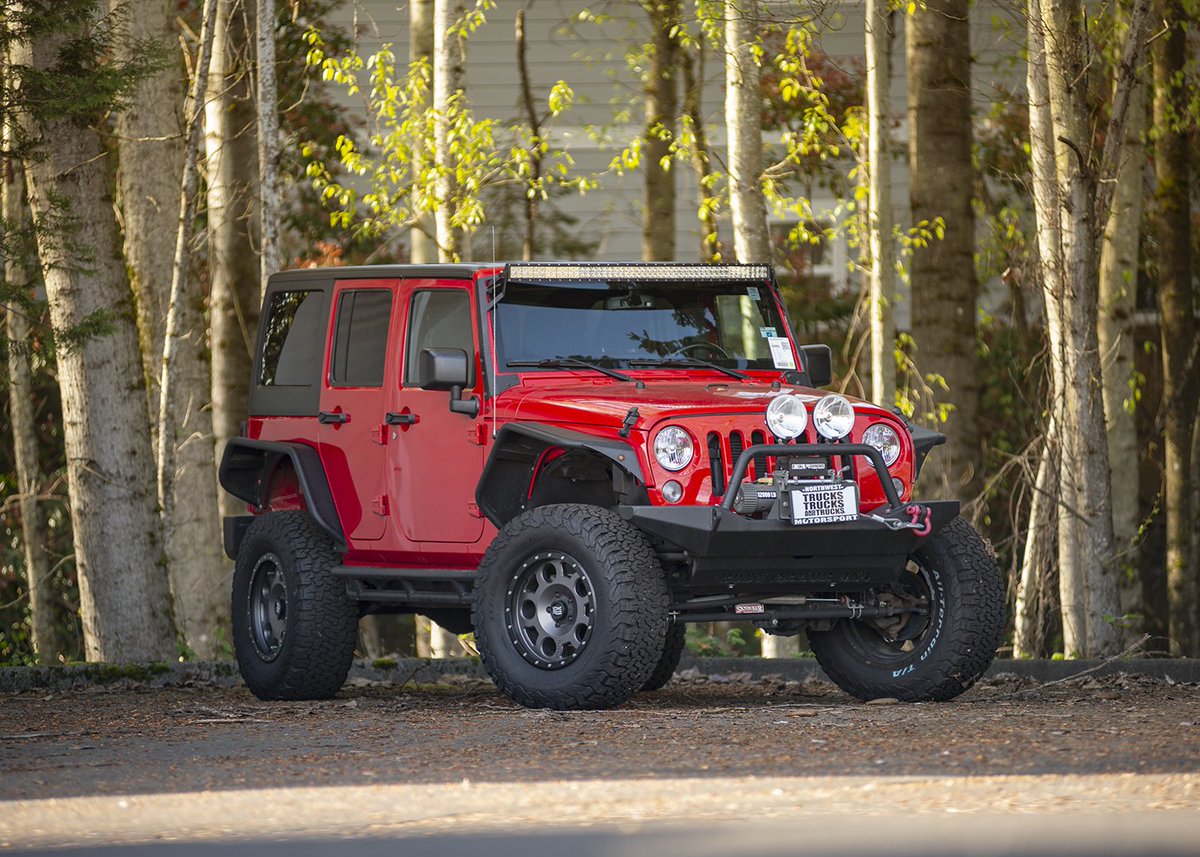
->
808;516;1003;702
232;512;358;700
472;504;669;710
640;622;686;691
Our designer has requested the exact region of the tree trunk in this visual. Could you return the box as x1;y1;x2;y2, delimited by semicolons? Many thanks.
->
1038;0;1121;656
681;41;721;262
641;0;680;261
515;8;540;261
1152;0;1197;656
1026;0;1083;654
906;0;979;499
256;0;281;289
409;0;435;263
1097;20;1145;630
724;0;769;263
432;0;464;262
206;0;262;521
14;16;176;662
866;0;895;406
113;0;225;660
3;140;67;664
1014;427;1058;658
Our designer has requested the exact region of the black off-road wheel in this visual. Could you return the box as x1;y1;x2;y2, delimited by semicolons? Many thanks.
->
232;512;358;700
641;622;686;691
808;516;1003;702
472;504;669;710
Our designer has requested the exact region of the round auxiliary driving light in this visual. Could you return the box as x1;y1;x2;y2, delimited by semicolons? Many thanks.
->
654;426;694;471
766;394;808;439
863;422;901;466
662;480;684;504
813;394;855;439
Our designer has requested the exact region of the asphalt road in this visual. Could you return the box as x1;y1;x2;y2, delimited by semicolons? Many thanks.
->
1;669;1198;855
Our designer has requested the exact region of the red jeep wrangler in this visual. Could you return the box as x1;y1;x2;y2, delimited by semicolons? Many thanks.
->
220;262;1003;710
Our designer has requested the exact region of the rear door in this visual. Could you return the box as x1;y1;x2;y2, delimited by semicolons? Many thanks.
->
317;280;397;542
388;279;487;544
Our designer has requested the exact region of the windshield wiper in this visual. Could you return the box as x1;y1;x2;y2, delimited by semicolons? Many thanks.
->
629;357;748;380
507;358;638;384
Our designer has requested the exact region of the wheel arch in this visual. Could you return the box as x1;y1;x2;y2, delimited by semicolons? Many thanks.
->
475;423;648;528
219;438;346;554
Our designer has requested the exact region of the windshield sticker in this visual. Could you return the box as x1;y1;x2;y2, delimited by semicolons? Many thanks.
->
746;286;761;301
759;326;777;339
768;337;796;369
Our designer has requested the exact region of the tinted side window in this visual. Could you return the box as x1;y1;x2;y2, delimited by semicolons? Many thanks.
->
330;290;393;387
259;290;324;386
405;290;474;386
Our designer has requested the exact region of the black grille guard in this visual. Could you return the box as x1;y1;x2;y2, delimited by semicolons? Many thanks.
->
718;442;903;511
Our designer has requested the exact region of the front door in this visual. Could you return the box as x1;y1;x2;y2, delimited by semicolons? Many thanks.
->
317;280;397;542
389;279;486;544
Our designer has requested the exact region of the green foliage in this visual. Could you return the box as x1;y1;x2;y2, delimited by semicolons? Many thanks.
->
686;624;748;657
301;10;591;257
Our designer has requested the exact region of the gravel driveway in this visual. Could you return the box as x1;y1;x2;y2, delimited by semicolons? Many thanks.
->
1;668;1198;854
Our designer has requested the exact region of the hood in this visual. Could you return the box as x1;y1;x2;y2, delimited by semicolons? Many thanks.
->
499;374;893;430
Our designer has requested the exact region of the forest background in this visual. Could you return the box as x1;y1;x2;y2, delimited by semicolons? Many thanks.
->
0;0;1197;666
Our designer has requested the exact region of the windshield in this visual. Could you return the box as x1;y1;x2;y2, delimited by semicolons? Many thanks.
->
494;278;792;372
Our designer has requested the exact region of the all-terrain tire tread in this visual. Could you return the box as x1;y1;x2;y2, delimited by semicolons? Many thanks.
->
641;623;687;691
234;512;358;701
472;504;668;710
809;516;1004;702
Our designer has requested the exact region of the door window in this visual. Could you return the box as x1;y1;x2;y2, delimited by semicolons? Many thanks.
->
329;289;393;387
404;290;474;386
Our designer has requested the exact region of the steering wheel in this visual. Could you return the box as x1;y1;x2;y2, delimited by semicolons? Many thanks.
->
670;341;731;359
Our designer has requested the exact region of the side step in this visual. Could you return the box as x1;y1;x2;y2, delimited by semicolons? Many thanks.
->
331;566;475;607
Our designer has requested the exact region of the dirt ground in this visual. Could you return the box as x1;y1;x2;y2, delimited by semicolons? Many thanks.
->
1;669;1198;852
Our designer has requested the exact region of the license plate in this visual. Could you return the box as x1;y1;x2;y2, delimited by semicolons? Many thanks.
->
788;482;858;525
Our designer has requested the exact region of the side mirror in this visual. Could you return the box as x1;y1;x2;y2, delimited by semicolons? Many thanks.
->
419;347;479;417
799;344;833;388
419;347;472;391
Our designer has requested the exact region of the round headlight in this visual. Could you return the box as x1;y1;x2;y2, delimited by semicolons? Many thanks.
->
766;394;808;439
813;394;855;439
654;426;694;471
863;423;901;466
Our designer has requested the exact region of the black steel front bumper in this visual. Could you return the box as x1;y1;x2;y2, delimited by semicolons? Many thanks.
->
620;441;958;594
620;501;958;593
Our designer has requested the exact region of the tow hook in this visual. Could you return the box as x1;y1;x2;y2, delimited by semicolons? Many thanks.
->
867;503;933;537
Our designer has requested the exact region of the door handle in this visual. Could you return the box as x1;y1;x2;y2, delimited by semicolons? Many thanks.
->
318;411;350;425
385;412;417;426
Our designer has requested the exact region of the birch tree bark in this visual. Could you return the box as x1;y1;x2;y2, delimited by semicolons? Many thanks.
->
433;0;464;262
1097;18;1144;621
206;0;261;520
681;40;721;261
114;0;225;659
3;135;66;663
866;0;895;407
641;0;680;261
256;0;281;291
13;7;176;662
1014;427;1058;658
1151;0;1197;656
724;0;769;263
907;0;979;499
409;0;435;263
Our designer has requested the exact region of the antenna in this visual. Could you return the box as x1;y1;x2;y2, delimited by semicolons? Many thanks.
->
490;226;498;440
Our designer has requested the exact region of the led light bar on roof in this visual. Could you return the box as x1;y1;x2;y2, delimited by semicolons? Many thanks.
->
505;262;773;282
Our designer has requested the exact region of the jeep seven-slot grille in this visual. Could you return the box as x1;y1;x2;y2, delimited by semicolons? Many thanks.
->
707;428;793;496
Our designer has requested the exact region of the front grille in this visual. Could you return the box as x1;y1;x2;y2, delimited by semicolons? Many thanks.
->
707;428;810;495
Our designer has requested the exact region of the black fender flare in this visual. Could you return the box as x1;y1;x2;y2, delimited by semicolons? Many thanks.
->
475;423;646;528
218;438;345;554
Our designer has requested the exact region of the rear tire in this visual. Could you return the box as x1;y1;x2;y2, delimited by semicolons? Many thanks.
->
232;512;358;700
640;622;686;691
808;516;1003;702
472;504;668;710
